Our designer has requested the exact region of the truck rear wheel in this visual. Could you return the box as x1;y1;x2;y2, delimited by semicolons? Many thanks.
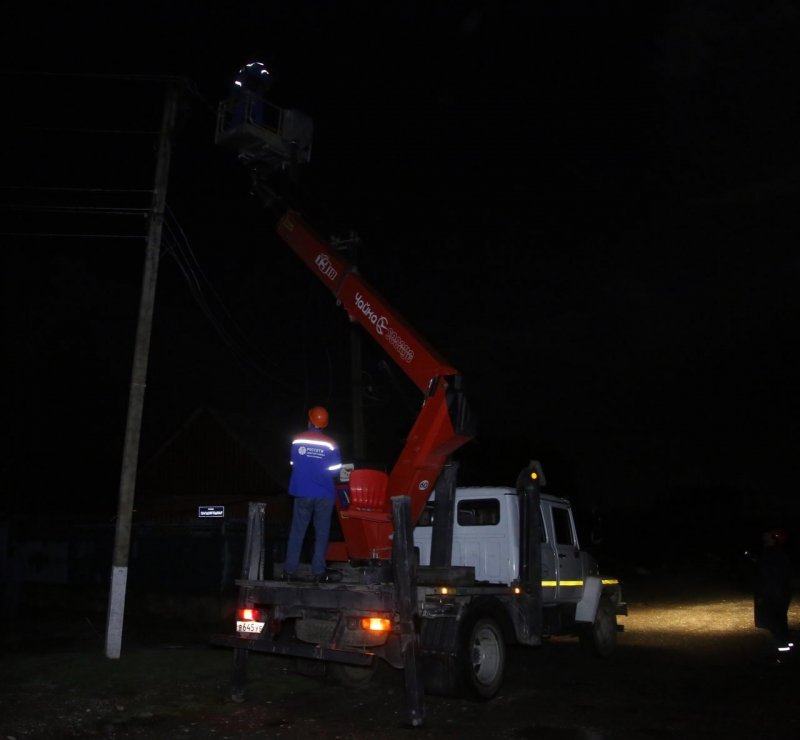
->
459;616;505;700
328;661;375;688
580;595;617;657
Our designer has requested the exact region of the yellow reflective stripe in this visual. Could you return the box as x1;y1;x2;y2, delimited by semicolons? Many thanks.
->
540;580;584;587
601;578;619;585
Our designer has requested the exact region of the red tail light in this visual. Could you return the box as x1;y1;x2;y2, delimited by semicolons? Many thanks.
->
240;608;261;621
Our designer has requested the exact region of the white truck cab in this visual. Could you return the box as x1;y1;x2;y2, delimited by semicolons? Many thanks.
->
414;486;614;617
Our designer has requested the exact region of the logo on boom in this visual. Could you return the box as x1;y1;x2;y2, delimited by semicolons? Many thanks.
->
315;253;338;281
354;292;414;364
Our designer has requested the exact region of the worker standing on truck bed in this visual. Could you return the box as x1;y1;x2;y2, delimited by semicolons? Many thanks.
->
283;406;342;583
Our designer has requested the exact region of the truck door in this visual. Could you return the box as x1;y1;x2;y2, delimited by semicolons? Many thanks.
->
538;505;558;604
550;503;583;602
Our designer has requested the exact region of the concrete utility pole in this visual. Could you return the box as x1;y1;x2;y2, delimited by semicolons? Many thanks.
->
105;84;180;659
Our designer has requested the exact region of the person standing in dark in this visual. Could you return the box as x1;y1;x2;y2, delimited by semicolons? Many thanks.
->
283;406;342;583
754;528;793;661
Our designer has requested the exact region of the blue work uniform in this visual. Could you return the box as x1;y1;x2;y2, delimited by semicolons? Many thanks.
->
229;61;271;128
284;428;342;577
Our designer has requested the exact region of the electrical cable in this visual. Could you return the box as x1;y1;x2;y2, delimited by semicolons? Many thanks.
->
163;207;299;392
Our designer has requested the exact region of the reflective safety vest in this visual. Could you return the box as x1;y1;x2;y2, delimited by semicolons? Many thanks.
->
288;429;342;499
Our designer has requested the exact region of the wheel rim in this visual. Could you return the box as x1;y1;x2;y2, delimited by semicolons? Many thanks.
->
599;615;613;640
330;662;375;687
594;601;616;652
596;619;612;644
471;624;501;685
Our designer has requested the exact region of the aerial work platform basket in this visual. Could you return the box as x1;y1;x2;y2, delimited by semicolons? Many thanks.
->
215;93;313;167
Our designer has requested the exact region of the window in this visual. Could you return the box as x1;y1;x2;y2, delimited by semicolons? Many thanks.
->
457;499;500;526
419;498;501;527
552;507;574;546
418;503;434;527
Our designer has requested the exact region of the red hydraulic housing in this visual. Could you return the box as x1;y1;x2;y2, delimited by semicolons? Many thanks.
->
277;211;473;560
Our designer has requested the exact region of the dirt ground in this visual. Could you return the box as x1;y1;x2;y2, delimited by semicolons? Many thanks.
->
1;573;798;740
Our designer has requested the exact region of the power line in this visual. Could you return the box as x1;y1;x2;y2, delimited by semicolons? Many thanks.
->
0;232;144;239
1;204;149;215
163;206;299;392
0;186;153;194
0;70;190;85
24;127;159;136
0;184;154;238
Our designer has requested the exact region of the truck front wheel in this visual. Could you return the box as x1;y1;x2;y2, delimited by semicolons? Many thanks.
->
460;616;506;700
580;595;617;657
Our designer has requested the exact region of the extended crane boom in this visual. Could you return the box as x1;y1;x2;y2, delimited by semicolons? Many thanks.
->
276;210;473;560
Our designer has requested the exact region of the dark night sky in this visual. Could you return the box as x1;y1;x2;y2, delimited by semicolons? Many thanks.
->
2;2;799;528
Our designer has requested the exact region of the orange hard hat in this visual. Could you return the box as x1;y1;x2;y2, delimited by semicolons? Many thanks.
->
308;406;329;429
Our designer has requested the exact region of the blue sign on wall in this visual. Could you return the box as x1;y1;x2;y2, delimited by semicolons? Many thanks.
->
198;505;225;518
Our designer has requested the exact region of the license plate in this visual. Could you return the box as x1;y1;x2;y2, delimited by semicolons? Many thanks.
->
236;621;265;634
